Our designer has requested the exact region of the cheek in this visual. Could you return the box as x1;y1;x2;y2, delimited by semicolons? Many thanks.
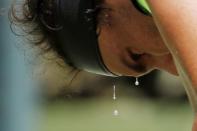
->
112;22;169;55
98;26;150;76
96;1;172;76
97;26;123;74
107;8;168;54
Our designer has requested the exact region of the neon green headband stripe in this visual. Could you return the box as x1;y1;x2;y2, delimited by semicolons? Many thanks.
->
136;0;152;14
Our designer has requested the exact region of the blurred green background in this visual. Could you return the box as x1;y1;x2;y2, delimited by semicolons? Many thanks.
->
38;68;194;131
42;97;192;131
1;0;194;131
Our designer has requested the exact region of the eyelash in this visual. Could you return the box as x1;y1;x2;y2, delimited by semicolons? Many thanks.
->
97;7;111;25
94;5;112;35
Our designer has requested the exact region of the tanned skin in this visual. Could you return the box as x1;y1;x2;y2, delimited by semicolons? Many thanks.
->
98;0;197;130
146;1;197;130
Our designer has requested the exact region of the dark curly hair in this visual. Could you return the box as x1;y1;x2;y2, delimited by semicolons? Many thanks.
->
10;0;107;67
9;0;110;88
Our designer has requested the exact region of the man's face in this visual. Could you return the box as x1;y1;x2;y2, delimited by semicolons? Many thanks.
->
98;0;177;76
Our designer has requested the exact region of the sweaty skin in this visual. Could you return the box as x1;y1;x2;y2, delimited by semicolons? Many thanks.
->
146;0;197;88
98;0;177;77
146;0;197;130
98;0;197;130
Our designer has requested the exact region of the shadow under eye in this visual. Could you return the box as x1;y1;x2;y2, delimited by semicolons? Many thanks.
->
119;48;147;73
121;57;147;73
130;53;144;61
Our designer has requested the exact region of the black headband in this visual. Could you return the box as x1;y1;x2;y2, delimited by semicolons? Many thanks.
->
28;0;118;76
57;0;118;76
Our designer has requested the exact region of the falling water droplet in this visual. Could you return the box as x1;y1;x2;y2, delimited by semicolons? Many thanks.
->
113;96;116;100
135;77;139;86
113;85;117;100
113;85;119;116
113;110;119;116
